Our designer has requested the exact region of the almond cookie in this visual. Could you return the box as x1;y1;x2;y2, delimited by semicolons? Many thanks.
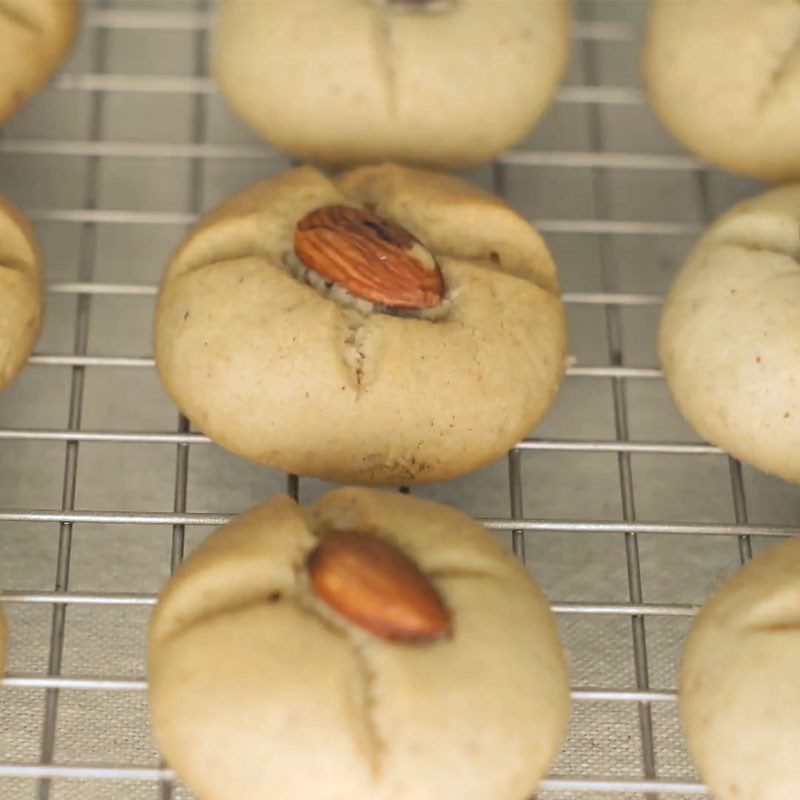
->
680;536;800;800
660;184;800;484
644;0;800;181
155;163;566;485
213;0;571;168
0;0;78;125
148;489;570;800
0;195;44;391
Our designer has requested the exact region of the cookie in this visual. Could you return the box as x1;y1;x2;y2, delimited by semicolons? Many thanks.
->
155;163;567;485
644;0;800;181
659;184;800;484
0;0;78;125
149;488;570;800
680;536;800;800
213;0;571;167
0;195;44;391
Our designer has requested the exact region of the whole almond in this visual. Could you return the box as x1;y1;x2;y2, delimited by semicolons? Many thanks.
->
294;205;444;310
307;530;452;642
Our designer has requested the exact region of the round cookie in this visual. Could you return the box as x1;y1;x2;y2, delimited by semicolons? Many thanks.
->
0;195;44;391
680;536;800;800
659;184;800;484
148;488;571;800
643;0;800;181
155;163;567;485
0;0;78;125
213;0;571;168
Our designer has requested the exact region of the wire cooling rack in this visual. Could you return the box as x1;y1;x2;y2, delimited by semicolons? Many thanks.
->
0;1;797;799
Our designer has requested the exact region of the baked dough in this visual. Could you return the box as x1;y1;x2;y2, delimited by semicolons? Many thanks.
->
155;163;566;485
148;488;570;800
644;0;800;181
0;0;78;125
680;536;800;800
0;195;44;391
213;0;571;168
659;184;800;484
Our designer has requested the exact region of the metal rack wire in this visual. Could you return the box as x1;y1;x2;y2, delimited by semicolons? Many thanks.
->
0;1;794;798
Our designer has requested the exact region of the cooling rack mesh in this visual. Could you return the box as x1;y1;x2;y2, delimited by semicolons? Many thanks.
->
0;1;796;799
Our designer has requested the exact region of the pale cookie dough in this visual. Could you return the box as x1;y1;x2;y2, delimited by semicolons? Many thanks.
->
155;163;567;485
149;489;570;800
0;195;44;391
659;184;800;484
680;536;800;800
644;0;800;181
213;0;571;168
0;0;78;125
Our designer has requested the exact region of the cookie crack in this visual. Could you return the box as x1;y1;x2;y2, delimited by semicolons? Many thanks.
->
341;634;386;777
291;540;387;777
750;621;800;633
0;1;40;33
178;249;270;280
156;590;289;647
723;240;800;266
0;259;35;277
758;21;800;108
372;3;398;115
341;309;370;390
294;594;386;777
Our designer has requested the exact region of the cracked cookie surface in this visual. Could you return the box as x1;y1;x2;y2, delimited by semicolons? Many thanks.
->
0;0;77;125
148;489;570;800
212;0;571;168
154;164;567;485
680;536;800;800
644;0;800;181
660;184;800;485
0;195;44;392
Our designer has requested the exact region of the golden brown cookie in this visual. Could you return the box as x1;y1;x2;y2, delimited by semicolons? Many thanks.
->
155;163;566;485
213;0;571;167
0;195;44;391
149;489;570;800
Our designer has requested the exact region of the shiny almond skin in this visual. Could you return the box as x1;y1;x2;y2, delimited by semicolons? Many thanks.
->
307;530;452;642
294;205;444;310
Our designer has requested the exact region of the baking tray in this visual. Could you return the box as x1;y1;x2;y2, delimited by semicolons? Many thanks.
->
0;1;796;799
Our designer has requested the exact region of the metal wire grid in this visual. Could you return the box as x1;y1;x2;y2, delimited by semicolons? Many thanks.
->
0;1;794;797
